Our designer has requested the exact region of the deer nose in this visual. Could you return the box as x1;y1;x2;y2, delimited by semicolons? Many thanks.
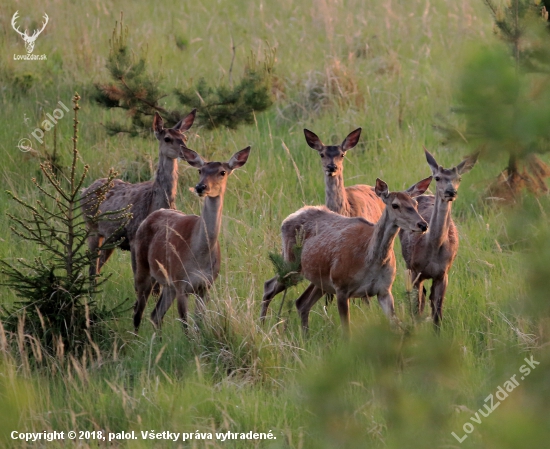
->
195;183;207;195
327;164;337;172
418;222;428;232
445;189;457;198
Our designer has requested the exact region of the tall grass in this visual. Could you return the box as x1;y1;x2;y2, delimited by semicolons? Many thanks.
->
1;0;549;448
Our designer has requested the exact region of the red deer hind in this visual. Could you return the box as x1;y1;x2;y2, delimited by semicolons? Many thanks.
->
132;146;251;331
80;110;196;276
399;148;478;327
262;177;431;335
303;127;384;220
260;128;385;320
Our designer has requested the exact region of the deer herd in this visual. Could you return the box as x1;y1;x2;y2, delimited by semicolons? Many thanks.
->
81;111;478;336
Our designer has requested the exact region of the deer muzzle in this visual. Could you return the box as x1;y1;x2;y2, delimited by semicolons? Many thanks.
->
195;183;207;196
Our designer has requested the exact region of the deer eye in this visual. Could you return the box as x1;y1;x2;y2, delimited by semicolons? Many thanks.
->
320;154;324;158
164;137;172;143
220;171;226;176
392;204;399;209
458;177;462;182
198;169;202;175
434;176;441;181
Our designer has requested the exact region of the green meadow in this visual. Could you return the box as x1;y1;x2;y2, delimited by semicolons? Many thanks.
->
1;0;550;448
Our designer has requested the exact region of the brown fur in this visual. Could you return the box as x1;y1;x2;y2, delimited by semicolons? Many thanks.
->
260;128;385;321
399;148;477;327
261;177;432;335
303;128;385;220
132;146;251;331
80;110;196;276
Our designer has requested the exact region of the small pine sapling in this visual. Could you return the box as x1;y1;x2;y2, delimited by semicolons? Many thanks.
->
0;93;131;356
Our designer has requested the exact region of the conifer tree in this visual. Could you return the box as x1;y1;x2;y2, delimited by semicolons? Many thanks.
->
94;14;275;135
0;93;130;355
453;0;550;200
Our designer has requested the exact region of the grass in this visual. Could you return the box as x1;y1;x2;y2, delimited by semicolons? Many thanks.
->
1;0;550;448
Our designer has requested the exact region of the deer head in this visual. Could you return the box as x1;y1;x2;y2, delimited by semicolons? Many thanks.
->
11;11;49;54
153;110;196;160
424;147;478;202
375;177;432;233
304;128;362;177
181;147;251;197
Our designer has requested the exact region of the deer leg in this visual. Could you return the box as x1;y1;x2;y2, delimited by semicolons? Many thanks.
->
377;291;396;320
419;283;427;315
261;276;287;321
87;233;101;277
175;285;190;329
336;291;351;337
150;284;176;329
133;272;153;332
413;274;426;316
193;287;209;324
295;284;324;332
98;247;115;273
430;275;448;328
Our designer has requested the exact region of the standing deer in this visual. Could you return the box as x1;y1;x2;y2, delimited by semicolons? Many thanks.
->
81;110;196;276
303;128;385;220
132;146;251;331
399;148;478;327
261;177;432;335
260;128;385;320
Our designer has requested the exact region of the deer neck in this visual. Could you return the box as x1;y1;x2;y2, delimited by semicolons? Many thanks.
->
151;155;178;211
325;172;350;216
427;197;453;249
366;208;398;265
194;193;224;254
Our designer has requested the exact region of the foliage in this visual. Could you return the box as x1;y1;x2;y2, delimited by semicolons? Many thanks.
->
0;94;130;355
94;14;275;135
452;0;550;200
268;227;304;289
93;14;182;136
174;49;275;129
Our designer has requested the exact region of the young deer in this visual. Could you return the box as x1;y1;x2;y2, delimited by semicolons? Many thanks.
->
260;128;385;320
399;148;478;327
303;128;385;220
132;146;251;331
81;110;196;276
261;177;432;335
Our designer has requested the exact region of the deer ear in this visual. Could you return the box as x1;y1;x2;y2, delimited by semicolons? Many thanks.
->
228;146;251;170
375;178;389;198
456;152;479;175
174;109;197;132
153;112;164;137
304;129;324;151
182;148;205;168
406;176;432;198
342;128;362;151
424;146;440;175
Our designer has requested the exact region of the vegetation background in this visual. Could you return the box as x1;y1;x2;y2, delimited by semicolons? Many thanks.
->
1;0;549;447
